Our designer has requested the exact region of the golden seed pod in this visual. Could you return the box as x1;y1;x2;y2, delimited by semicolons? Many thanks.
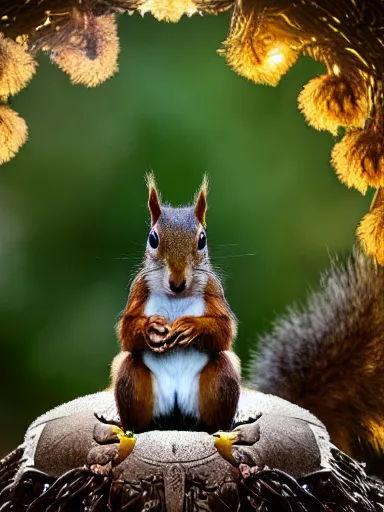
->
139;0;197;21
51;14;119;88
331;125;384;194
0;106;28;164
0;35;37;98
357;189;384;265
298;72;369;135
221;35;298;86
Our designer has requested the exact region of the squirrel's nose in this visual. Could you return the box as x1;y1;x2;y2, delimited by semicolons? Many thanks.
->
169;279;186;294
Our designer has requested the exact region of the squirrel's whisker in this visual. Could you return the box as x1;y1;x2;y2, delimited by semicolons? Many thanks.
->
213;253;258;260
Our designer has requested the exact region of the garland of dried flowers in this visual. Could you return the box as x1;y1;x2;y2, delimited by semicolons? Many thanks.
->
1;0;383;264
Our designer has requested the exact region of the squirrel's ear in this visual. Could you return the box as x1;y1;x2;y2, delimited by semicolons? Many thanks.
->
194;175;209;226
146;172;162;226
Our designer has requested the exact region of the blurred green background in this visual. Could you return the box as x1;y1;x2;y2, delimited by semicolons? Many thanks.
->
0;12;371;456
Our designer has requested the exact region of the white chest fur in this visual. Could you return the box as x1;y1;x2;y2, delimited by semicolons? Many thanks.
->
143;348;209;418
144;294;206;323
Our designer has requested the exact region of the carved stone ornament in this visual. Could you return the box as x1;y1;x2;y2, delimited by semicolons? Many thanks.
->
1;389;383;511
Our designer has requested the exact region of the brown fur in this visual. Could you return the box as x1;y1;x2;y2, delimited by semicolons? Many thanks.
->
155;208;204;273
117;274;149;353
169;268;186;289
114;273;240;431
147;173;162;226
199;351;241;432
253;249;384;475
166;277;237;351
114;352;154;432
194;175;208;227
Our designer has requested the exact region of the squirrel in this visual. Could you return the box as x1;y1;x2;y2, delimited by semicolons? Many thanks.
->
252;247;384;476
110;175;241;434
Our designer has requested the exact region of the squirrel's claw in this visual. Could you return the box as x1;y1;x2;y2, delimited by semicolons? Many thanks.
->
150;344;168;353
178;334;198;347
146;316;199;351
148;337;178;353
166;324;196;346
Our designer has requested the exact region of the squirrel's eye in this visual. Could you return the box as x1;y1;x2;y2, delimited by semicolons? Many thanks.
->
197;230;207;251
148;231;159;249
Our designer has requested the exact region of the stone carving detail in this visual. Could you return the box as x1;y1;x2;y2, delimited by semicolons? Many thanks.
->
4;390;383;510
1;423;384;511
106;430;240;511
185;475;240;512
164;464;185;512
109;474;165;511
108;469;240;512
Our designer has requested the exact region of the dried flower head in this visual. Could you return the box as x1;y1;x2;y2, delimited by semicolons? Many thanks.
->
50;14;119;88
0;35;36;98
331;119;384;194
357;189;384;265
298;72;369;135
220;12;299;87
139;0;198;22
0;106;28;164
1;0;384;180
221;36;298;86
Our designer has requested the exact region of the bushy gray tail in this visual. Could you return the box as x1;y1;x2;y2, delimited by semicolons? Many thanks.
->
251;249;384;475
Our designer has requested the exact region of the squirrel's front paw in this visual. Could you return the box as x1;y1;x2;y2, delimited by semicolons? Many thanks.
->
146;315;173;351
167;316;198;347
